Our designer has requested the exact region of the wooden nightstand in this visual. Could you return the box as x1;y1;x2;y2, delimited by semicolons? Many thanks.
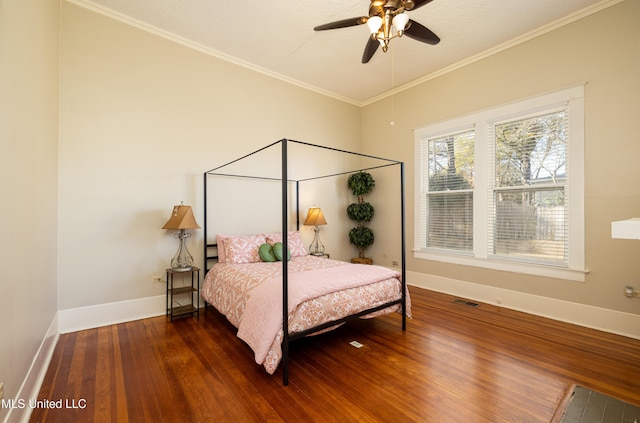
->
166;266;200;321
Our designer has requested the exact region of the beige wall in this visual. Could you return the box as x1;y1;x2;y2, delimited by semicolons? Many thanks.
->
57;2;362;310
362;0;640;315
0;0;59;414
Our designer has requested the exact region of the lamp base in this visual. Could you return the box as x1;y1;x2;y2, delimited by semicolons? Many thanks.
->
170;230;195;271
308;226;325;255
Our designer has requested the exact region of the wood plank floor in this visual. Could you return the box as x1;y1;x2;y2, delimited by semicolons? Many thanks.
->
31;287;640;422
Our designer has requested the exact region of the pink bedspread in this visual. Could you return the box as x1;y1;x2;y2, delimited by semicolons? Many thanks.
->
201;255;410;374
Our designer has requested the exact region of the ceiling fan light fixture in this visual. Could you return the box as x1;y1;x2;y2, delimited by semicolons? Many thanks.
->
367;16;383;34
392;12;409;34
313;0;439;64
378;37;389;52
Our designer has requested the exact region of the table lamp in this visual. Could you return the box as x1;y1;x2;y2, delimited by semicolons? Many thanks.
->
162;203;200;271
304;207;327;255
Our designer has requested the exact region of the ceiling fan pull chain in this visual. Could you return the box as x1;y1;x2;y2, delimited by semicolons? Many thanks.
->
390;48;396;126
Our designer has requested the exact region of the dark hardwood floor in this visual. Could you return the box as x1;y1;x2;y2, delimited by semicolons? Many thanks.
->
31;287;640;422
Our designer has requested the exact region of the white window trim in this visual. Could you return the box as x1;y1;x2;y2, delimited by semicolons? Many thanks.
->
414;86;587;282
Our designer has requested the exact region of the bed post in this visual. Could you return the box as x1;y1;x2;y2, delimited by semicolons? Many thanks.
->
281;139;290;386
203;172;208;273
295;181;300;230
400;162;407;331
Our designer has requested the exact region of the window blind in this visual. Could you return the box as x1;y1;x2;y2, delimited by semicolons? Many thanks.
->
487;107;569;266
421;130;475;252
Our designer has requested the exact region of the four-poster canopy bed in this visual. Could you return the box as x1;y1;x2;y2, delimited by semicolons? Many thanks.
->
201;139;408;385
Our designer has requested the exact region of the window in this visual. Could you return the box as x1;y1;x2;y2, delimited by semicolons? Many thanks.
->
421;130;475;252
414;86;585;281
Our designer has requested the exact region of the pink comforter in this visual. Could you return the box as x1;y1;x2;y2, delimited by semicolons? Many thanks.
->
201;255;409;374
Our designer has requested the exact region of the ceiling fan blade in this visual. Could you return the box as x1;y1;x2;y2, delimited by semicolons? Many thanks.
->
406;0;435;11
314;16;368;31
404;20;440;45
362;36;380;64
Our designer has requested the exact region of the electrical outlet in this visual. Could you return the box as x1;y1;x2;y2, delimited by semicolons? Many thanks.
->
625;286;640;298
152;276;163;283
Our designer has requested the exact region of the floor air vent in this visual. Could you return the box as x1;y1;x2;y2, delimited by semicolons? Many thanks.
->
452;299;480;308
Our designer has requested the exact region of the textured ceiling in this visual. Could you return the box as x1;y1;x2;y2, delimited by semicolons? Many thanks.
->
73;0;615;105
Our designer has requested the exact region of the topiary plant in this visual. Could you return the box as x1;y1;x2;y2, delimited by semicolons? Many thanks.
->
347;171;376;259
349;226;374;257
347;171;375;197
347;202;374;222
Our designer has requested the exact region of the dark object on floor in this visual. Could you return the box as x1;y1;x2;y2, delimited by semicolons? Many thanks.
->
560;386;640;423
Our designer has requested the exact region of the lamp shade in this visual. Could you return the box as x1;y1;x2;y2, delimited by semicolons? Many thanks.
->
162;205;201;230
367;16;382;34
304;207;327;226
392;13;409;32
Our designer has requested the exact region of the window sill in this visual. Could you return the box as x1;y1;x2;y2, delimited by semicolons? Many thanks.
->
413;250;588;282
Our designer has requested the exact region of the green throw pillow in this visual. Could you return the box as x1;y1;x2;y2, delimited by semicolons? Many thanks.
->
273;242;291;261
258;243;277;262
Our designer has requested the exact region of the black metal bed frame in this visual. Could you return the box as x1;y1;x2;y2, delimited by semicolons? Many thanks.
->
203;138;406;386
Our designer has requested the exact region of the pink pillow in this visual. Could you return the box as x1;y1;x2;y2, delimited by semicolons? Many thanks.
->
224;234;266;264
264;231;307;257
216;235;229;263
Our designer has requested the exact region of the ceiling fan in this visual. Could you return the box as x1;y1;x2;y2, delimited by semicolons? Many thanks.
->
314;0;440;64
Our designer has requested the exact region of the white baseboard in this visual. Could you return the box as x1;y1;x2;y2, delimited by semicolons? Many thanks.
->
4;315;59;423
407;270;640;340
58;295;167;333
56;275;640;340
